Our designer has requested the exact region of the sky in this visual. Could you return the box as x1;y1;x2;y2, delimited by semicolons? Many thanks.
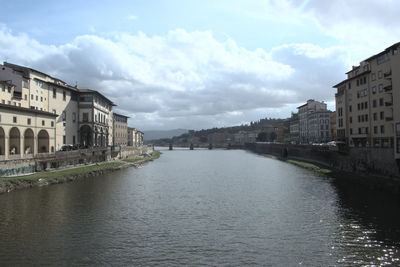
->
1;0;399;130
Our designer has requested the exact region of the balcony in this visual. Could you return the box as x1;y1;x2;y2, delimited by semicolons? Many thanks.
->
386;117;393;121
385;102;393;107
384;85;392;92
384;70;392;78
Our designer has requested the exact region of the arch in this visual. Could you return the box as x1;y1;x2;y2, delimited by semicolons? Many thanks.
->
24;128;34;154
80;125;92;147
9;127;20;155
38;130;49;153
0;127;4;155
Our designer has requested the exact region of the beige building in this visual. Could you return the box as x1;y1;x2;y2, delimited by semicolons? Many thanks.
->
78;89;115;148
127;127;136;146
333;42;400;159
297;99;331;144
113;113;129;146
0;103;57;160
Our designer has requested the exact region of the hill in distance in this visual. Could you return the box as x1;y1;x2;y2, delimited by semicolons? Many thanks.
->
143;129;188;141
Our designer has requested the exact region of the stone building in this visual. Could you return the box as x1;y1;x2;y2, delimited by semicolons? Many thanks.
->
0;102;57;160
289;113;300;144
333;42;400;160
297;99;331;144
113;113;129;146
127;127;136;146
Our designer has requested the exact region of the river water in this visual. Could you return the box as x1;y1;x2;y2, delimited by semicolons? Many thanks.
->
0;148;399;266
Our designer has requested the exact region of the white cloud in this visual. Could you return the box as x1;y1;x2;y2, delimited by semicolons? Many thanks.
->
0;26;347;130
125;15;138;20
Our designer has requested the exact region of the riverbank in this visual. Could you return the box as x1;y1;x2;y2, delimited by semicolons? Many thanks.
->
0;150;162;194
260;153;400;194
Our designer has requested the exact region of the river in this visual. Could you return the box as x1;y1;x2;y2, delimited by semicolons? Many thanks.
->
0;148;399;265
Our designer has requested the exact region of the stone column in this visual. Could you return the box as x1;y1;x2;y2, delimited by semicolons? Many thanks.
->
34;136;38;155
5;135;9;160
20;135;24;158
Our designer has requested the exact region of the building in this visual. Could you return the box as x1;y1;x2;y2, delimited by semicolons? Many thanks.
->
233;131;259;145
0;62;118;151
289;113;300;144
135;130;144;146
330;111;337;141
0;103;57;160
78;89;115;148
113;113;129;146
127;127;136;146
333;42;400;160
297;99;331;144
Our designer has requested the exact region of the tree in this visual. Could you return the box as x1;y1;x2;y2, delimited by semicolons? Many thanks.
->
256;132;268;142
269;132;277;142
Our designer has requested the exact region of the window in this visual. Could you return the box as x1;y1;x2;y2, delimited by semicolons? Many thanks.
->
52;109;56;114
23;80;29;88
379;98;384;106
31;94;33;100
35;80;43;88
372;73;376;81
7;87;11;93
363;77;366;84
72;112;76;122
83;112;89;122
73;136;76;145
53;88;56;98
62;111;66;121
374;126;378;134
380;111;384;120
379;84;383;92
27;118;31;125
378;71;382;79
42;120;45;126
63;91;66;101
365;114;368;121
365;102;368;109
381;125;385;134
357;103;360;110
372;86;376;94
95;114;97;122
63;135;66;144
24;94;27;100
51;121;54;127
373;99;377;108
13;116;17;123
373;113;377;121
36;95;38;101
397;123;400;136
350;128;353;135
349;105;352;112
41;97;43;102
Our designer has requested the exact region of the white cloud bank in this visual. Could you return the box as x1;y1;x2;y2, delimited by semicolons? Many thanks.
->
0;25;347;130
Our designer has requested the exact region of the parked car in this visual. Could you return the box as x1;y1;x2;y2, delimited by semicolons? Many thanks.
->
59;144;74;151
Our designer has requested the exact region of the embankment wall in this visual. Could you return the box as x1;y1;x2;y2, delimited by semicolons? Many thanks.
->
246;143;400;178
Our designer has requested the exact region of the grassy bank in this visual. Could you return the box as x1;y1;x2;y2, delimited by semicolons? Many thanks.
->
284;159;333;175
0;150;162;194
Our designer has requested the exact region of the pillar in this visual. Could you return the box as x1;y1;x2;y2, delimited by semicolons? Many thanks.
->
5;135;9;160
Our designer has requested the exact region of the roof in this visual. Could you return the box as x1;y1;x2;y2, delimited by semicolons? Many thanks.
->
113;112;130;118
364;42;400;62
79;89;116;106
333;70;371;88
3;62;67;84
0;103;58;117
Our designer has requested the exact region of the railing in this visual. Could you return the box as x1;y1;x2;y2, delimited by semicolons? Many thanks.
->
385;102;393;107
384;71;392;78
384;85;392;92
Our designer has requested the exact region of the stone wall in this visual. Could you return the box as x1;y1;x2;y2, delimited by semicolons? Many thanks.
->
0;146;152;177
246;143;400;177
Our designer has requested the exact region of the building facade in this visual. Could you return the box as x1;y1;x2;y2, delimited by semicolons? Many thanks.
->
333;42;400;160
297;99;331;144
113;113;129;146
0;103;57;160
289;113;300;144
